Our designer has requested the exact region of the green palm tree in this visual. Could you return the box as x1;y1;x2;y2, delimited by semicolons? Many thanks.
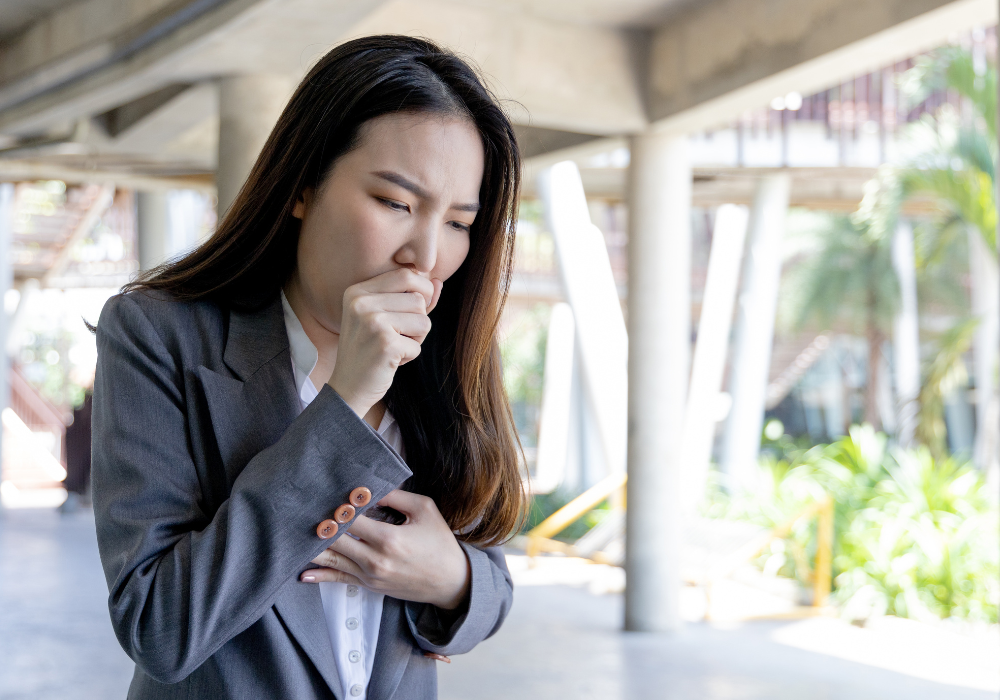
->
916;317;977;459
898;48;998;467
899;47;996;252
790;211;900;430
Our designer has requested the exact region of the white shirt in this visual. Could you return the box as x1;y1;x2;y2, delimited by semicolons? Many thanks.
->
282;291;403;700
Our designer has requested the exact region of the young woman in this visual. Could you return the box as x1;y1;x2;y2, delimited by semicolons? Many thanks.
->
91;35;525;700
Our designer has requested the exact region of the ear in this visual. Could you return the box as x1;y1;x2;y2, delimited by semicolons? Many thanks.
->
292;188;313;220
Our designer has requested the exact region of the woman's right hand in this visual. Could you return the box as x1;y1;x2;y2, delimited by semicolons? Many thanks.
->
328;268;442;418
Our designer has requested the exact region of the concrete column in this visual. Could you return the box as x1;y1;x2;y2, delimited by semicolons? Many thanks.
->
538;162;628;480
892;220;920;447
681;204;749;510
137;191;168;271
217;74;296;217
624;133;690;633
0;183;13;501
968;228;999;472
719;174;790;488
533;302;575;494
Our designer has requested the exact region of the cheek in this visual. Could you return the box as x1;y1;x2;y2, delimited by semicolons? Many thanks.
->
301;195;394;277
433;231;471;281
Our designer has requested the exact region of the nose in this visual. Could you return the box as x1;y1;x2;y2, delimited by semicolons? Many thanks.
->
395;217;438;274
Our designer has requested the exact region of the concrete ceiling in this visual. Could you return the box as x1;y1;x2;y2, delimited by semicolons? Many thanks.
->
0;0;78;42
0;0;995;187
461;0;695;27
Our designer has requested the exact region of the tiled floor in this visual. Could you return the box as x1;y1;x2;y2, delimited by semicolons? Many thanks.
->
0;507;993;700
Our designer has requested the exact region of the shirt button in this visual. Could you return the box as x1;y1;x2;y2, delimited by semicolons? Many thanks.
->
348;650;361;663
345;617;359;631
346;585;360;597
350;684;364;697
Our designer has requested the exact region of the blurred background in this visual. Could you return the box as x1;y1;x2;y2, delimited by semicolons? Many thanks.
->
0;1;997;699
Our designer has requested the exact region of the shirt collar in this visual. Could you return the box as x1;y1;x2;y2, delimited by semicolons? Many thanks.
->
280;289;319;396
280;289;397;435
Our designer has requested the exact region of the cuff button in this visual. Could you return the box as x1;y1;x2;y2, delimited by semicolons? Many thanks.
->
316;519;338;539
334;504;356;524
349;487;372;507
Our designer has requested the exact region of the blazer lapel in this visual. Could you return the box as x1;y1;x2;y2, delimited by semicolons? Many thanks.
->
273;580;344;696
197;296;345;697
368;598;418;700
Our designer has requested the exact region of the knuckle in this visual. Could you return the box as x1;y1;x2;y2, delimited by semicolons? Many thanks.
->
380;528;398;548
378;333;396;355
368;556;388;579
348;297;367;317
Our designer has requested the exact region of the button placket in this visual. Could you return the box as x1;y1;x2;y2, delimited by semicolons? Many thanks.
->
342;584;366;699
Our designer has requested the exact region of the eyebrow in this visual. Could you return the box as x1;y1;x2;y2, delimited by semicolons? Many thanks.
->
373;170;480;212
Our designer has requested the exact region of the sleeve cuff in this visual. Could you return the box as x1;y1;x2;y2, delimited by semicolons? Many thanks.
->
404;543;509;655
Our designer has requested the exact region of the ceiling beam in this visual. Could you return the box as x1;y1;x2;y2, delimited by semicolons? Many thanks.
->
646;0;997;134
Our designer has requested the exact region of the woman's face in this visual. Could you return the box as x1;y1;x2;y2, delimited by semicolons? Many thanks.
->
291;111;484;332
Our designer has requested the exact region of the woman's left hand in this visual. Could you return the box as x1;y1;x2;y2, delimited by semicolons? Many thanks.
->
300;490;472;610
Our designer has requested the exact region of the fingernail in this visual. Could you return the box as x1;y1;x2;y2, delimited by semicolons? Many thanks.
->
301;574;316;583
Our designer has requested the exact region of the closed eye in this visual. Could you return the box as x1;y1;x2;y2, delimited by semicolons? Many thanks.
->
449;221;471;233
376;196;409;213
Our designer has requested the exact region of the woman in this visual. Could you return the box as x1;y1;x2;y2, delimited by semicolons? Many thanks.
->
92;35;524;700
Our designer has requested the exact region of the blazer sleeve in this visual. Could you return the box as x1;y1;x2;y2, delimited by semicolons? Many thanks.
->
91;295;411;684
404;543;513;655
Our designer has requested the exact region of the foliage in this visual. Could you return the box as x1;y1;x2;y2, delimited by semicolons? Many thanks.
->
500;303;551;447
898;47;996;250
783;212;899;427
707;426;999;623
916;318;977;459
788;214;900;335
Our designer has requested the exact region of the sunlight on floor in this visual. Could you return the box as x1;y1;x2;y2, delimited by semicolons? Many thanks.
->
506;553;1000;694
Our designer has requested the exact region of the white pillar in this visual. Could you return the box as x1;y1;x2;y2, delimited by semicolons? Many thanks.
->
217;74;296;217
719;174;790;488
533;302;575;494
624;133;690;633
969;228;999;471
537;163;628;479
0;183;13;500
681;204;749;510
892;220;920;447
137;191;169;271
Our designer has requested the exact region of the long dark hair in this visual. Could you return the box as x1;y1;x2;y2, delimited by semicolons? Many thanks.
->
124;35;525;546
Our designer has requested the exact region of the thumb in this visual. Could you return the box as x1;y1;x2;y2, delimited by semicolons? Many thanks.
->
426;279;444;314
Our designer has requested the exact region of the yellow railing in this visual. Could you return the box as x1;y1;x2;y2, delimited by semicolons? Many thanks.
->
524;472;627;556
523;474;835;609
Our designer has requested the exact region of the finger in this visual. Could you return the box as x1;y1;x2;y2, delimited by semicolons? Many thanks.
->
377;489;435;519
343;513;402;542
382;312;432;340
356;292;430;314
311;548;365;578
300;568;365;586
426;278;443;314
357;269;434;308
396;336;423;365
327;529;378;567
424;653;451;663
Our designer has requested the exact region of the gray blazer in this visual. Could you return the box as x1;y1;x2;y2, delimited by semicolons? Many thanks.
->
91;291;513;700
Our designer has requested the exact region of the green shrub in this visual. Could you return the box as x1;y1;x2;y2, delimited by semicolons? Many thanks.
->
707;425;999;623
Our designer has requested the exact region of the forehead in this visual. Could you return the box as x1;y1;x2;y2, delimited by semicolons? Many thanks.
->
347;112;484;193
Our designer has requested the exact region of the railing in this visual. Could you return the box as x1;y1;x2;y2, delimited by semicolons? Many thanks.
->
521;473;835;611
8;366;68;465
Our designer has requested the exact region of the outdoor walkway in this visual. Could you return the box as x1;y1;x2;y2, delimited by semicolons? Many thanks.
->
0;507;994;700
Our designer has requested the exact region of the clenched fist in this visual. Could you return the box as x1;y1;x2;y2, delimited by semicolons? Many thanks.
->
328;267;443;419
